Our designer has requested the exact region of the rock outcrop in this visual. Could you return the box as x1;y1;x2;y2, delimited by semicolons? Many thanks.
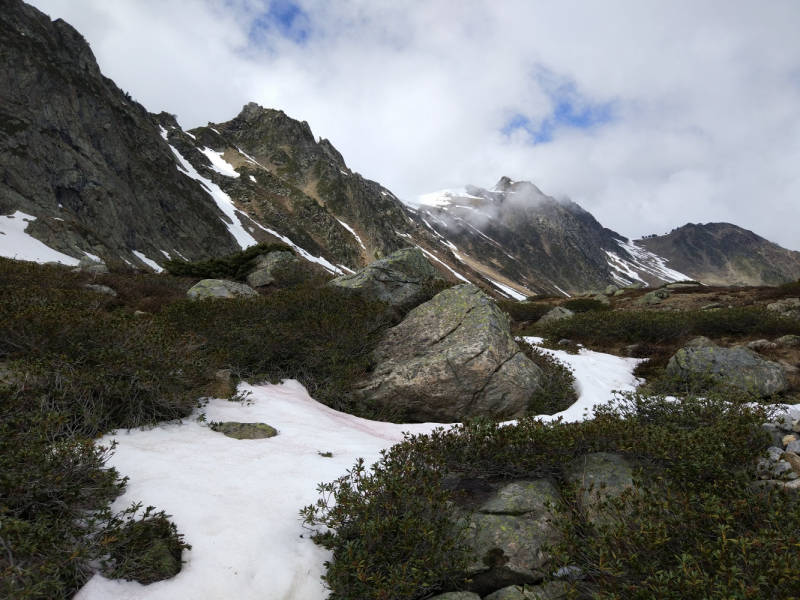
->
0;0;241;265
355;285;542;422
666;344;789;397
187;279;258;300
328;247;443;309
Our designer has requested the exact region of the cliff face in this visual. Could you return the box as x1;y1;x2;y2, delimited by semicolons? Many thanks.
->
0;0;241;266
639;223;800;286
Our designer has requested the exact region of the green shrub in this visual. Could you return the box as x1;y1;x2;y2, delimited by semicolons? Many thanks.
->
497;300;553;323
562;298;610;313
0;386;190;599
778;278;800;294
520;342;578;415
304;393;787;598
528;306;800;345
160;282;394;416
300;450;472;600
163;242;293;280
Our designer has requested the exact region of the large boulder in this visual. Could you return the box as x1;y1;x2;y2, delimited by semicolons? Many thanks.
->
484;583;568;600
539;306;574;323
465;478;563;595
187;279;258;300
246;251;305;287
666;344;789;397
636;288;669;306
354;285;543;422
328;247;443;309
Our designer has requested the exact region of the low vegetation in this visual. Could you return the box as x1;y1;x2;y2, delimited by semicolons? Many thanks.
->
520;341;578;415
163;242;294;280
304;392;800;600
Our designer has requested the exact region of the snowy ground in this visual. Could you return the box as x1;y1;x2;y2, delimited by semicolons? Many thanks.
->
76;345;642;600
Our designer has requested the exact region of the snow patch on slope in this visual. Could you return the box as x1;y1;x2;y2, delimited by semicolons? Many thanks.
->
336;220;366;251
0;211;80;265
249;220;342;275
198;148;240;178
132;250;164;273
605;240;690;285
160;127;257;250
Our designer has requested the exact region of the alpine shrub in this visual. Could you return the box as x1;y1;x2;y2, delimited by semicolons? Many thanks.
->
163;242;293;280
519;341;578;415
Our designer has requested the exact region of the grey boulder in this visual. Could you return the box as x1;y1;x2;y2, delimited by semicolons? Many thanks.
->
83;284;117;297
775;335;800;347
187;279;258;300
666;344;789;397
428;594;481;600
465;478;562;595
484;583;568;600
214;422;277;440
636;288;669;306
328;247;443;309
539;306;574;323
355;284;543;423
246;251;302;287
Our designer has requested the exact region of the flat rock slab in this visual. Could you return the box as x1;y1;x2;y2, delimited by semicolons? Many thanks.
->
355;284;542;422
214;422;277;440
666;345;788;397
328;247;442;309
565;452;635;525
187;279;258;300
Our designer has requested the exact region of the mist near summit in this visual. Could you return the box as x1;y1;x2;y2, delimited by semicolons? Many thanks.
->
26;0;800;250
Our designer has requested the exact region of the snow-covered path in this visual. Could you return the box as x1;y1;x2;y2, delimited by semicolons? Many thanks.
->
76;346;642;600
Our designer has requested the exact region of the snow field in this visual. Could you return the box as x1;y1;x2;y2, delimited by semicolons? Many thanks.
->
0;211;80;265
75;344;641;599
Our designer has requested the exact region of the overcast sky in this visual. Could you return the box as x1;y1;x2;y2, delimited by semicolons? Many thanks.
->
28;0;800;250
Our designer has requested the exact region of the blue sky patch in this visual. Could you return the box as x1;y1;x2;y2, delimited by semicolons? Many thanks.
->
504;77;615;144
250;0;311;44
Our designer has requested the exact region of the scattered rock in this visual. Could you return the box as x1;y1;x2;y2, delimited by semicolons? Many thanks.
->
465;478;562;595
214;422;277;440
72;256;110;275
665;344;789;397
747;339;778;351
328;247;443;309
784;452;800;475
564;453;635;526
246;251;303;287
557;339;573;347
666;282;700;289
783;435;798;447
539;306;574;323
83;283;117;297
684;336;718;349
354;285;543;422
701;302;726;310
484;582;567;600
767;298;800;315
603;284;619;295
78;256;104;268
593;294;610;306
187;279;258;300
762;423;786;448
786;440;800;454
636;289;669;306
775;335;800;347
613;289;626;296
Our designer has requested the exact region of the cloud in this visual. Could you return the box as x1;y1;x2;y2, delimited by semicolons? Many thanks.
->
26;0;800;251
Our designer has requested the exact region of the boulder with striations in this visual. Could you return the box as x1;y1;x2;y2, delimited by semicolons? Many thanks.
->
354;284;542;422
328;247;443;309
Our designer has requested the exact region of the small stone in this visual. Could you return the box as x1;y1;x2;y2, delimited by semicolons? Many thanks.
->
786;440;800;454
783;435;798;447
747;339;777;351
539;306;574;323
784;453;800;476
557;339;573;346
766;446;784;462
761;423;785;447
774;413;796;431
702;302;725;310
214;422;277;440
775;335;800;347
772;461;794;478
793;420;800;433
83;283;117;297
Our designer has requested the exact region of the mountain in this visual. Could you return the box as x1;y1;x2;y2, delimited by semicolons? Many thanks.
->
639;223;800;286
5;0;791;297
0;0;242;268
405;179;689;294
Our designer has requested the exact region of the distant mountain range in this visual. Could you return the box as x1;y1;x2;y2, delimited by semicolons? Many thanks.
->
2;0;799;295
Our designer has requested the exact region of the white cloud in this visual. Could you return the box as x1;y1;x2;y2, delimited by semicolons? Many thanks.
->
28;0;800;250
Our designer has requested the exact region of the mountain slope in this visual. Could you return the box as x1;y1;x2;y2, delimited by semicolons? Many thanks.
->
639;223;800;286
0;0;241;267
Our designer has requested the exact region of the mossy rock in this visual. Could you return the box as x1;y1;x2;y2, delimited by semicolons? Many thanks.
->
187;279;258;300
214;422;278;439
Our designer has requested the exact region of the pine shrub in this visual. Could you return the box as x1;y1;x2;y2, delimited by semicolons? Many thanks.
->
163;242;294;280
